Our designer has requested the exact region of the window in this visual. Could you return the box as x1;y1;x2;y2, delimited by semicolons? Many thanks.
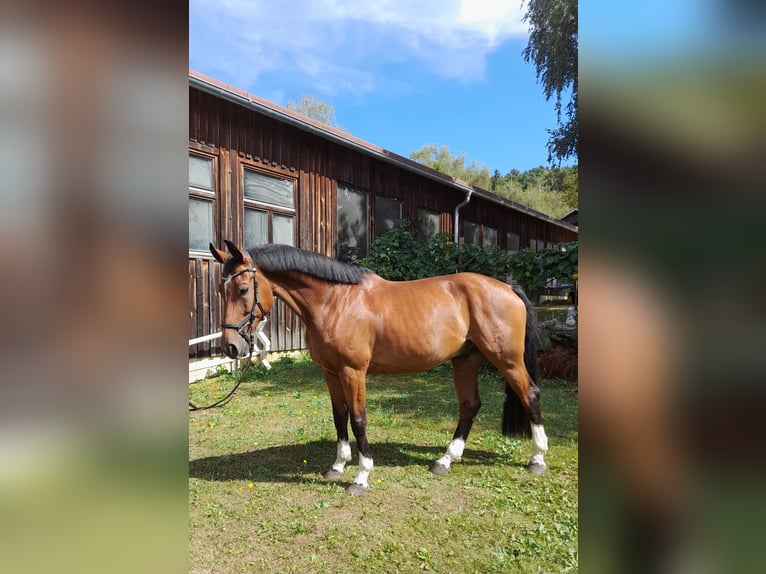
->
483;226;498;247
506;232;520;253
189;155;214;191
189;154;215;253
530;238;542;253
463;221;480;245
337;184;368;263
243;168;295;247
374;196;402;238
415;209;440;242
244;170;294;209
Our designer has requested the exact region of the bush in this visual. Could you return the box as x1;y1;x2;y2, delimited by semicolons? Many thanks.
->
361;221;578;299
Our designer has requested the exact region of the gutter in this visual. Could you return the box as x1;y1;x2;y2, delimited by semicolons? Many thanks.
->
453;189;473;243
189;73;578;234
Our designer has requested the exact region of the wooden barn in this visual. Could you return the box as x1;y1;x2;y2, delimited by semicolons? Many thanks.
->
189;70;578;358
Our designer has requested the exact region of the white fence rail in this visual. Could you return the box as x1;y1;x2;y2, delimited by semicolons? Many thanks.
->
188;318;271;384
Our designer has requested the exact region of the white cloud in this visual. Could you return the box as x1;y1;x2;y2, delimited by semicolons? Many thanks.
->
190;0;528;97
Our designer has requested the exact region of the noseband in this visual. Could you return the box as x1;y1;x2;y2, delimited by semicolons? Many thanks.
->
221;266;267;356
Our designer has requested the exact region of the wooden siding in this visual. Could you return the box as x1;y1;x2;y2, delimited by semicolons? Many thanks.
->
189;87;577;356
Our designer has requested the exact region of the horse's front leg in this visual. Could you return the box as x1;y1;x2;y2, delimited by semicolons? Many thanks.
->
340;366;373;496
432;351;484;475
322;370;352;481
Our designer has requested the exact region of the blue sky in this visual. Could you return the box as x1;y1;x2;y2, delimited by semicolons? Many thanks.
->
189;0;570;175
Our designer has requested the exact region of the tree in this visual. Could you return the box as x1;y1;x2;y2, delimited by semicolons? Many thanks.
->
409;144;491;190
522;0;578;164
286;94;344;130
410;145;577;218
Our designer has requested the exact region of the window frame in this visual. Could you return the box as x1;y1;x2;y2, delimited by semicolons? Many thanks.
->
242;164;297;247
188;151;217;257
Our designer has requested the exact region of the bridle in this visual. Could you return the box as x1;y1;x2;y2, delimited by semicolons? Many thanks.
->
220;265;267;356
188;264;267;412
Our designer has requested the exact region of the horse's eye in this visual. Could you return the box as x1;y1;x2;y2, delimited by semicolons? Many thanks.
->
238;285;249;296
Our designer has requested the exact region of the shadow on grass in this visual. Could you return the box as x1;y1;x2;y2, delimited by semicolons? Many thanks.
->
221;359;576;435
189;440;524;485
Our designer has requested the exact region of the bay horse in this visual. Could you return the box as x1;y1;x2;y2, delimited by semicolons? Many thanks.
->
210;240;548;495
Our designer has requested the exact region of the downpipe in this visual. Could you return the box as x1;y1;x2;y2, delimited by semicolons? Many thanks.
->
453;189;473;243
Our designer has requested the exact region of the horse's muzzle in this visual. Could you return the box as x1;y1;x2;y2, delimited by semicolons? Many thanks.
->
222;334;250;359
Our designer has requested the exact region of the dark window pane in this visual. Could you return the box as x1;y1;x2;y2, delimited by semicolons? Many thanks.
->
507;232;520;253
244;169;294;208
189;197;213;251
337;184;368;263
416;209;440;242
483;226;498;246
463;221;480;245
374;196;402;238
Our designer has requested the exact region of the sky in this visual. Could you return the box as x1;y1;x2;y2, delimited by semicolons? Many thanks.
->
189;0;570;175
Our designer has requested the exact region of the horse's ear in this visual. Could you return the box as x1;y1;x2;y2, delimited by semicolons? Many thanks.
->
223;239;245;262
209;243;228;264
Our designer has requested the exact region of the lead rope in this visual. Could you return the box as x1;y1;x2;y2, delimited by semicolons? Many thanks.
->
188;363;247;411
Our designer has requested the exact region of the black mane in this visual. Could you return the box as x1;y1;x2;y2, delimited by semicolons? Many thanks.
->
248;244;373;284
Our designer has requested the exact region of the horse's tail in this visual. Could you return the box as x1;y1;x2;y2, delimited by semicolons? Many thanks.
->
502;281;537;438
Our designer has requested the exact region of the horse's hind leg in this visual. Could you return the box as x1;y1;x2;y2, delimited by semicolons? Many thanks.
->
431;349;485;476
524;380;549;474
494;356;549;474
322;370;352;481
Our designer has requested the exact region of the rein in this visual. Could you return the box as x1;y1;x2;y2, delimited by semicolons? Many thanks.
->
189;265;267;411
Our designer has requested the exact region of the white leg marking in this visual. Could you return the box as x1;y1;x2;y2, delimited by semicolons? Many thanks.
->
529;423;548;467
330;440;352;473
435;438;466;470
351;454;374;489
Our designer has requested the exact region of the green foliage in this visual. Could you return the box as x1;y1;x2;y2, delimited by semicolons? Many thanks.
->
362;222;578;299
358;219;431;280
362;220;465;279
493;164;578;216
523;0;578;164
409;142;577;218
286;94;345;130
409;144;491;189
508;242;578;296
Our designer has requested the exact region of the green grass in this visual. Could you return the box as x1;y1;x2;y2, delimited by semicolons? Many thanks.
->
189;354;578;573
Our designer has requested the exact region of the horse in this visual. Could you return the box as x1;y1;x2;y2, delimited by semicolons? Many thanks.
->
209;240;548;495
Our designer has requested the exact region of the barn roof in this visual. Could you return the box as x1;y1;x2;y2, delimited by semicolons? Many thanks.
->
189;70;578;234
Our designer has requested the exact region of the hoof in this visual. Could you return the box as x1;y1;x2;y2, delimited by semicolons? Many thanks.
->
346;483;369;496
323;469;344;481
527;462;547;475
430;462;450;476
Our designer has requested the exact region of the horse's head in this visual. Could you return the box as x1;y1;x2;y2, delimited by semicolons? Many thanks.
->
209;240;273;359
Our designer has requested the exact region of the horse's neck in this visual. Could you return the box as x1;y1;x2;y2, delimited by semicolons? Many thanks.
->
262;270;325;322
271;284;304;319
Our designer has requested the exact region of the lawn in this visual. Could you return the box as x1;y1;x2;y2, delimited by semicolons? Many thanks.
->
189;353;578;573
